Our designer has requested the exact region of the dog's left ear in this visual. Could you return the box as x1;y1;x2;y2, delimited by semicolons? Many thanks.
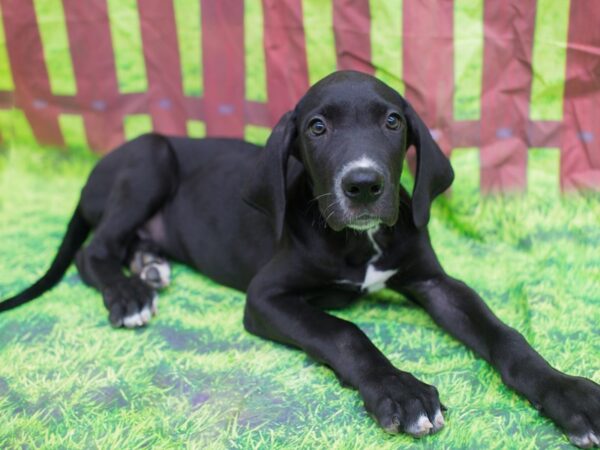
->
402;100;454;228
242;111;298;241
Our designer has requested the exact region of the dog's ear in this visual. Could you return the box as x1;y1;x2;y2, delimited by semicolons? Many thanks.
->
402;100;454;228
242;111;298;241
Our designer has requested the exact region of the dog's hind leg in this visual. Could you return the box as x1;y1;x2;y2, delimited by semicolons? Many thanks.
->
76;134;178;328
77;239;171;291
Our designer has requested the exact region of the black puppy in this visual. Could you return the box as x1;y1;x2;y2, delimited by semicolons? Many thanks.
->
1;71;598;447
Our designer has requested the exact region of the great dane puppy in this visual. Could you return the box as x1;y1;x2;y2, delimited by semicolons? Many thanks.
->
1;71;598;447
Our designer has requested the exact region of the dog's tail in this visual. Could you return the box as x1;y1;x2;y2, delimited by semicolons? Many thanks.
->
0;204;91;312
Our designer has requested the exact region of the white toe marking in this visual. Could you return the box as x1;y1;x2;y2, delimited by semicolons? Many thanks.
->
433;409;444;429
140;262;171;289
569;432;598;448
124;295;158;327
406;414;433;436
151;294;159;316
140;305;151;324
131;251;171;289
123;312;143;328
156;262;171;286
569;435;585;447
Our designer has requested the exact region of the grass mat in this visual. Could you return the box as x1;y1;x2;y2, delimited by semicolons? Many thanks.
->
0;146;598;449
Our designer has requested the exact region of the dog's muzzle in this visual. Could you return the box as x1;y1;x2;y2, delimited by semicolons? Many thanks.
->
341;168;385;231
316;156;399;232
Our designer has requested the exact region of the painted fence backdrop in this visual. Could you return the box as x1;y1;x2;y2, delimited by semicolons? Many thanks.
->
0;0;598;192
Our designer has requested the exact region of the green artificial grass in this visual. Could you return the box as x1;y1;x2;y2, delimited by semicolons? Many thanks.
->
1;1;596;447
0;144;598;450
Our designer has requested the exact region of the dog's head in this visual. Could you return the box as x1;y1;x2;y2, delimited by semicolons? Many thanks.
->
243;71;454;239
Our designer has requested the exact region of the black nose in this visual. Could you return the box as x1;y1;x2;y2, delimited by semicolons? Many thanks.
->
341;168;384;203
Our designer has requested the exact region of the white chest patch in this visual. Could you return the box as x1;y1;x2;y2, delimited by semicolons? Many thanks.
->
362;264;397;293
339;228;397;293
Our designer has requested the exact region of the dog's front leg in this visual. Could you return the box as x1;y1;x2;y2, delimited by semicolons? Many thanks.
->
393;274;600;448
243;257;445;437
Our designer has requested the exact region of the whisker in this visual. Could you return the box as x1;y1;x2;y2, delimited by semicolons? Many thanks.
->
320;198;341;228
324;208;337;225
323;201;338;214
309;192;333;204
306;192;335;215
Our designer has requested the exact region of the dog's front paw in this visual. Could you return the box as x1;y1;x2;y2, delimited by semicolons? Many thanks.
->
102;277;158;328
539;374;600;448
359;368;445;437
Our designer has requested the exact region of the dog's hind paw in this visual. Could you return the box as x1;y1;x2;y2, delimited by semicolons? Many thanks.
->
122;295;157;328
129;250;171;290
139;262;170;290
103;278;158;328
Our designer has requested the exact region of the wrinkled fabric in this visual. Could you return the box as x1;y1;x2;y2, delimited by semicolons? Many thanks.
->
0;0;598;192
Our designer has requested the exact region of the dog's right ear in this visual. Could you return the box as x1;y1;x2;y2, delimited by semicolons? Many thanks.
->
242;111;298;241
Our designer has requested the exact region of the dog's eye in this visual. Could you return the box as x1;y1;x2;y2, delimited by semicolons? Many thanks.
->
385;113;402;130
309;119;327;136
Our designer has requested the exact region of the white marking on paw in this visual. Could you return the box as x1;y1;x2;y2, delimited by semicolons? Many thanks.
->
155;262;171;286
140;261;171;289
130;251;171;289
151;294;158;316
123;294;158;328
433;409;444;429
406;414;433;437
569;431;599;448
123;312;144;328
139;305;152;324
